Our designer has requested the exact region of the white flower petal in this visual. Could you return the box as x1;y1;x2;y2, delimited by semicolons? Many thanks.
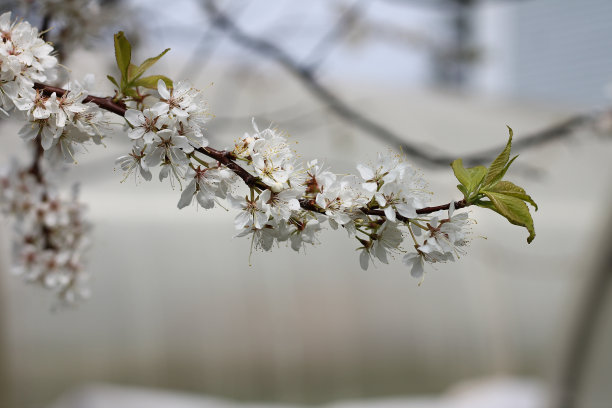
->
384;206;396;222
359;250;370;270
125;109;144;126
356;164;374;180
157;79;170;100
177;181;197;209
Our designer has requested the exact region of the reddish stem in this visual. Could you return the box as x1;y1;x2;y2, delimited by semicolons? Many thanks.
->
34;82;127;116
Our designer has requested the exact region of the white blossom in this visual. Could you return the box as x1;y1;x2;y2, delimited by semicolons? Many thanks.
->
124;106;163;142
358;221;403;270
315;174;369;231
231;193;270;230
177;165;225;209
261;188;301;221
0;12;57;99
115;143;152;182
422;202;471;257
287;216;323;252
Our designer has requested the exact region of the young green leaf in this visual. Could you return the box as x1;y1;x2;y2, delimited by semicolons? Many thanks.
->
451;158;471;188
482;126;513;187
466;166;486;190
107;75;120;89
132;75;173;90
483;154;519;189
484;180;538;211
131;48;170;82
481;191;536;243
457;184;469;198
451;159;486;200
127;63;139;82
113;31;131;81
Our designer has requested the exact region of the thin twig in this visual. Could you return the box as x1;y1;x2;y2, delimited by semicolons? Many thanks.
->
34;83;127;116
302;0;368;72
178;0;250;80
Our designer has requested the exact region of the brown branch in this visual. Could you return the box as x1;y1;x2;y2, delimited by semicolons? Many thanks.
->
302;0;368;72
195;146;267;190
361;199;467;220
298;198;466;220
30;81;466;217
33;83;127;116
28;140;45;183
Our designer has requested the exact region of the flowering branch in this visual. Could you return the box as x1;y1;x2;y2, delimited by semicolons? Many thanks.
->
34;81;470;218
0;12;537;305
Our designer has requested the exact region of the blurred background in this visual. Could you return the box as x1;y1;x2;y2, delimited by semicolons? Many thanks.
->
1;0;612;407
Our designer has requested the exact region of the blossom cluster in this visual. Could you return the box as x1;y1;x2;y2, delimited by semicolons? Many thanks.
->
117;80;212;185
0;161;91;304
227;125;473;277
0;10;480;304
116;78;474;277
0;11;56;98
0;12;108;166
0;11;99;304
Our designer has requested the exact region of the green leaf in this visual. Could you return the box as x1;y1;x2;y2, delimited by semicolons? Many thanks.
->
126;63;139;82
131;48;170;82
457;184;469;198
132;75;173;90
113;31;131;81
451;159;487;198
483;126;513;187
451;159;472;188
484;180;538;211
482;191;536;243
107;75;120;89
484;154;519;189
492;154;518;186
466;166;487;190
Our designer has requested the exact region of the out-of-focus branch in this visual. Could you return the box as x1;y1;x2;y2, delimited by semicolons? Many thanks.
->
202;0;449;166
179;0;249;80
378;0;529;7
201;0;601;168
458;114;594;166
302;0;368;72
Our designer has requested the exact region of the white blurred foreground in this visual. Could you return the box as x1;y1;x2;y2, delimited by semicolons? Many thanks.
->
48;377;545;408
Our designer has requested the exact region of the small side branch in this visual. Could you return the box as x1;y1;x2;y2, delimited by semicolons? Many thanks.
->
34;83;128;116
